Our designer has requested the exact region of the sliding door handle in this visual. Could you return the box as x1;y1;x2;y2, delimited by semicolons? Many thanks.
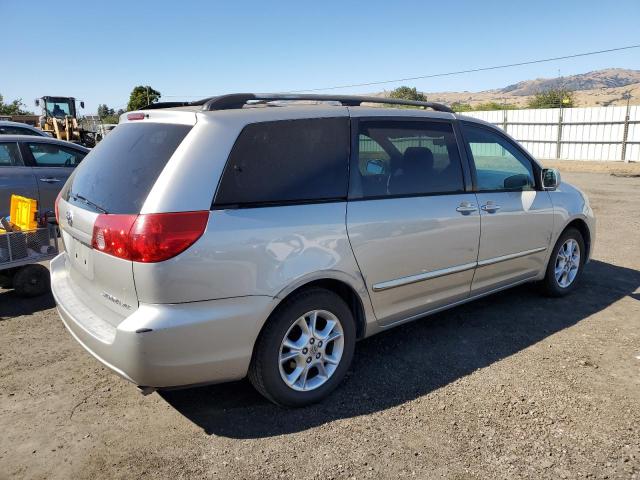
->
456;202;478;214
481;202;501;213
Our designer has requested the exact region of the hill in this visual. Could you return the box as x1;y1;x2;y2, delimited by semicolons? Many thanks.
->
380;69;640;108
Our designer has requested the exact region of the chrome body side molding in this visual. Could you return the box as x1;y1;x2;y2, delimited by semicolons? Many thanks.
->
372;262;477;292
476;246;547;267
372;247;547;292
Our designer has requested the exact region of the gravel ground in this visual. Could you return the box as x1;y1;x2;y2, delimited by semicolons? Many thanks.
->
1;172;639;480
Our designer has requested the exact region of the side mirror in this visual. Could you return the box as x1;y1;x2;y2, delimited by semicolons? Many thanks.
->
34;99;40;107
542;168;561;190
80;101;85;109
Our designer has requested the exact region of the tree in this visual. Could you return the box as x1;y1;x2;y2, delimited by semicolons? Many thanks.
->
97;104;115;118
102;108;125;124
0;94;33;115
388;86;427;102
127;86;161;111
527;88;575;109
102;115;120;124
474;101;518;111
451;101;517;112
451;102;474;112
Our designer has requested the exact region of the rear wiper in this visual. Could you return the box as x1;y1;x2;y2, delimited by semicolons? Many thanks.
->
71;193;108;214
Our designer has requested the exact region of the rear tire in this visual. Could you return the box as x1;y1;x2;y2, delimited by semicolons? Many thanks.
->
541;227;585;297
249;288;356;407
13;264;50;297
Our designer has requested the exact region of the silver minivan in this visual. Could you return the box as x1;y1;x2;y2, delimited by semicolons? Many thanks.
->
51;94;595;406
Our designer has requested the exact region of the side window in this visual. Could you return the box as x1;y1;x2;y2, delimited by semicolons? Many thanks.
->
215;118;349;207
1;126;39;136
15;127;40;136
27;143;86;167
351;120;464;198
0;143;23;166
462;123;535;191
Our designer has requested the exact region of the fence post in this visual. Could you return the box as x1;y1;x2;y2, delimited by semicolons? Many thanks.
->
621;100;631;163
502;109;508;133
556;106;563;160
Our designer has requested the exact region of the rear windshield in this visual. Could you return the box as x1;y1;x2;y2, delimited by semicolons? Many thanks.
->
63;122;191;214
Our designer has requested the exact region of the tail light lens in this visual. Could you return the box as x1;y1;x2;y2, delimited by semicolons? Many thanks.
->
91;211;208;263
55;192;61;223
92;214;137;259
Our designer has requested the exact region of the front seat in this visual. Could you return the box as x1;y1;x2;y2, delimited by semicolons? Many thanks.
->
388;146;435;195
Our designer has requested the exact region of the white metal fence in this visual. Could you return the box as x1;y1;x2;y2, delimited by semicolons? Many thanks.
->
460;105;640;162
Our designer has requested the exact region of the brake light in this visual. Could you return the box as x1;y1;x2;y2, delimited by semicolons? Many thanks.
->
127;113;146;121
55;192;61;223
91;211;208;262
92;214;137;259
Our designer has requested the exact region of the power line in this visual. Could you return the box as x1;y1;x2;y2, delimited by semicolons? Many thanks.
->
150;44;640;99
286;44;640;93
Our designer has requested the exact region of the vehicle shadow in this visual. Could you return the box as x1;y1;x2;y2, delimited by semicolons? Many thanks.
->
0;289;56;319
160;259;640;439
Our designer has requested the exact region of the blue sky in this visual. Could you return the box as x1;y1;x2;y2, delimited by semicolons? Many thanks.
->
2;0;639;114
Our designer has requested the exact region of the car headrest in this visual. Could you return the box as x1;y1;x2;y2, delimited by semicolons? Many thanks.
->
403;147;434;171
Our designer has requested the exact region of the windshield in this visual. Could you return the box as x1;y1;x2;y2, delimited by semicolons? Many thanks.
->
45;99;73;119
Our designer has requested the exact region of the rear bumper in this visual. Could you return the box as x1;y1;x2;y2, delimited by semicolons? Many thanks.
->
50;253;276;388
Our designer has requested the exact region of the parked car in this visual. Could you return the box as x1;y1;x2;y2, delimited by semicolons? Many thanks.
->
0;120;51;137
51;94;595;407
0;135;89;217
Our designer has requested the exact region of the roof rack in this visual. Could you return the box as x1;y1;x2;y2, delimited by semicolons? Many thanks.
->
142;101;194;110
141;93;454;113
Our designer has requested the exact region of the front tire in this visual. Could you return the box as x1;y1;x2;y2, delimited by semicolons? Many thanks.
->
249;288;356;407
541;227;585;297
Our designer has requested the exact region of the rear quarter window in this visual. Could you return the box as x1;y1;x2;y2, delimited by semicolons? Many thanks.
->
63;122;192;214
214;118;349;207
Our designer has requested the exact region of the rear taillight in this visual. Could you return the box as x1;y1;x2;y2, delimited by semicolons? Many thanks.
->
55;192;61;223
92;214;137;259
91;211;208;262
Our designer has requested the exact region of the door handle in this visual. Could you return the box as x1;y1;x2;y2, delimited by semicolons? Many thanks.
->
481;202;501;213
456;202;478;214
39;177;61;183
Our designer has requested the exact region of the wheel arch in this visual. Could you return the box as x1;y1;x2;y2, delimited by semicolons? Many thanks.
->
266;273;372;341
564;217;592;261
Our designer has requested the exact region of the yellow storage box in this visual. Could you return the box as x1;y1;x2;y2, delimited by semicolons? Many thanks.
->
9;195;38;231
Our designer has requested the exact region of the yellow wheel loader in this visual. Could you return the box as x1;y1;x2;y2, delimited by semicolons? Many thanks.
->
35;96;95;147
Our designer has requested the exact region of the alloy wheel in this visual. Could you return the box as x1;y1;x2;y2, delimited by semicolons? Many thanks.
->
554;238;581;288
278;310;344;392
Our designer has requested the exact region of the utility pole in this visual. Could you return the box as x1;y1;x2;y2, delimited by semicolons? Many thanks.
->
146;86;150;107
621;93;631;163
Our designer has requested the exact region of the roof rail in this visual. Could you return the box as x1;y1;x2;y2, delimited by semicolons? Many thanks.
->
199;93;454;113
140;93;454;113
141;101;193;110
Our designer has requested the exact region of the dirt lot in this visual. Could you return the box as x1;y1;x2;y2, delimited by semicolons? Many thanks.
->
544;160;640;176
1;171;639;480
